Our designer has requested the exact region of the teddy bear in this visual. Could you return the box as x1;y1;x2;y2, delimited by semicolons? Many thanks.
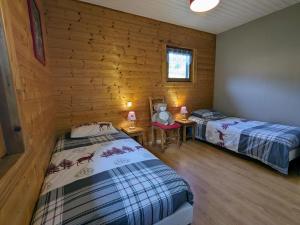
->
152;103;175;125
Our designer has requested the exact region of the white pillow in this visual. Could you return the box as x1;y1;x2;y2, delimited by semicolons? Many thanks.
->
70;122;118;138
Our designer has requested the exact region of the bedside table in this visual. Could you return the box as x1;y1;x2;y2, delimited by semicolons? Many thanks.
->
175;119;196;142
121;127;145;146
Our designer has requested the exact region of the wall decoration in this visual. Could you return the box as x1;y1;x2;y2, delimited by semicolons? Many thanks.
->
27;0;45;65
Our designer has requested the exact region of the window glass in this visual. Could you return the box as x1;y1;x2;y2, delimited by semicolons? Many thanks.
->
167;46;193;81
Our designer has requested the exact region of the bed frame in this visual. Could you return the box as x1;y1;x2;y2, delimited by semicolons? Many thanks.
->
154;203;193;225
289;148;300;161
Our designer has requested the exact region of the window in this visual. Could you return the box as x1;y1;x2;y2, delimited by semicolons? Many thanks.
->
0;15;24;161
166;46;193;82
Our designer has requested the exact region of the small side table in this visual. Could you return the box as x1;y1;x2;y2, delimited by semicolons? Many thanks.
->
175;119;196;142
121;127;145;146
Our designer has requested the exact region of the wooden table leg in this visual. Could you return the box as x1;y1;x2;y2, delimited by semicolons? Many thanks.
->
138;134;143;146
192;125;195;141
183;125;187;142
177;128;180;147
142;133;145;146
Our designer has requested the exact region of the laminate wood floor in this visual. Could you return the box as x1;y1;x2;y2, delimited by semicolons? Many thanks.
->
148;141;300;225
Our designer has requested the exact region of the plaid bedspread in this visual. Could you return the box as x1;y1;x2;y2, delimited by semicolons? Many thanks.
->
189;115;225;141
238;123;300;174
189;115;300;174
32;132;193;225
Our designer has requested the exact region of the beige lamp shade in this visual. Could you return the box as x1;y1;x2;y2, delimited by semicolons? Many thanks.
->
127;111;136;121
180;106;188;114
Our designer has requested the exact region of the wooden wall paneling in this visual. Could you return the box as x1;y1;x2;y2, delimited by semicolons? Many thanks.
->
0;0;56;224
44;0;216;137
0;124;5;158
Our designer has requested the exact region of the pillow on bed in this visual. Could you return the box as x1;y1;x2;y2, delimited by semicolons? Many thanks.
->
191;109;224;119
70;122;118;138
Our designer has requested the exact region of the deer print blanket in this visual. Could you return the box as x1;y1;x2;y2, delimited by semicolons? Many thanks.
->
32;132;193;225
189;116;300;174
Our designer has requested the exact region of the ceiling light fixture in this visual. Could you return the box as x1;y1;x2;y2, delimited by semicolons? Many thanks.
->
190;0;220;12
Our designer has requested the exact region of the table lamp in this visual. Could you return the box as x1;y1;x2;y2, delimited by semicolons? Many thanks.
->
180;106;188;121
128;111;136;129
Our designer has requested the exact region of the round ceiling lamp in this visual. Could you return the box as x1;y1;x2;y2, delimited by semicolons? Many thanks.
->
190;0;220;12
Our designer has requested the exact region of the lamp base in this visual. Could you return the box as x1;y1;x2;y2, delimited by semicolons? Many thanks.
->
181;113;187;121
129;121;136;129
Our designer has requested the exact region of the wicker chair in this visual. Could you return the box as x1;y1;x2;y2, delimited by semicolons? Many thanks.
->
149;97;181;151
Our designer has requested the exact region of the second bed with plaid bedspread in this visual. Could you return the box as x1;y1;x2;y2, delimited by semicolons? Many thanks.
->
32;132;193;225
189;115;300;174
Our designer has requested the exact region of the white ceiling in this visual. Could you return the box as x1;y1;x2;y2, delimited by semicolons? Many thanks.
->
79;0;300;34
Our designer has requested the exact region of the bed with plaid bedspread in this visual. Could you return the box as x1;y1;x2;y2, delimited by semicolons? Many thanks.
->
31;132;193;225
189;115;300;174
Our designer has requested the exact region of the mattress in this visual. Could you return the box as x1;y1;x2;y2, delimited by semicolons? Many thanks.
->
189;115;300;174
31;132;193;225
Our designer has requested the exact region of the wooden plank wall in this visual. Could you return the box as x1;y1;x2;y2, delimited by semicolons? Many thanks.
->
0;0;56;224
44;0;216;136
0;124;5;158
